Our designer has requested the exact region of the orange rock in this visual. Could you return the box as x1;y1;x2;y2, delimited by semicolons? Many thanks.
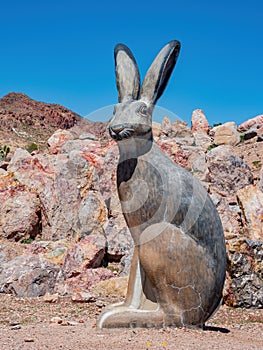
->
212;122;240;146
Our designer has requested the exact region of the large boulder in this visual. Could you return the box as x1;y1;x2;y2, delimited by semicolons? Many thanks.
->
193;132;212;150
224;238;263;308
212;122;240;146
47;129;76;154
0;171;41;241
25;240;70;266
63;267;114;296
0;241;26;272
161;117;194;145
0;191;40;241
62;234;107;278
157;138;190;169
238;114;263;131
237;185;263;241
191;109;209;134
7;148;107;241
215;196;243;240
0;255;62;297
206;146;253;196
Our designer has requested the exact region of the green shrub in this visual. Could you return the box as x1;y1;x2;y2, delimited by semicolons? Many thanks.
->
212;123;222;127
0;145;10;160
26;143;38;153
207;143;217;151
22;238;34;244
240;134;245;143
252;160;261;168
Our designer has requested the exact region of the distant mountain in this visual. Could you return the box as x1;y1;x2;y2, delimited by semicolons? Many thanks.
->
0;92;107;153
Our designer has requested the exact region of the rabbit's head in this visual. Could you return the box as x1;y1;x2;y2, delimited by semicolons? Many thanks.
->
109;40;181;142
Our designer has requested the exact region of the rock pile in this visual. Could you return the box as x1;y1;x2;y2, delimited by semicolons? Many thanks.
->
0;106;262;309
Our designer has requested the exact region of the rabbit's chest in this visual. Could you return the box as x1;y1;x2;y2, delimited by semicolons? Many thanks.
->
117;159;164;228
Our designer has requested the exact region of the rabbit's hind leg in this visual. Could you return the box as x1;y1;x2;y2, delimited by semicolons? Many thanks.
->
139;222;211;328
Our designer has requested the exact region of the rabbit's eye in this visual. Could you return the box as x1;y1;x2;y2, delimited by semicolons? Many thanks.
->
137;104;148;116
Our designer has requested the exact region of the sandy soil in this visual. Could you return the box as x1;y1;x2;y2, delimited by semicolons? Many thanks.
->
0;294;262;350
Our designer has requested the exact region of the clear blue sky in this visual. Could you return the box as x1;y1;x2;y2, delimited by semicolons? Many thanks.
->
1;0;262;126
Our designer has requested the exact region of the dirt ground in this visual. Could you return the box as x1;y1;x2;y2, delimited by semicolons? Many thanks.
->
0;294;262;350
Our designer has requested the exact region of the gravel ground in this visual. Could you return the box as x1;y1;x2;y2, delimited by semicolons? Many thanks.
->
0;294;262;350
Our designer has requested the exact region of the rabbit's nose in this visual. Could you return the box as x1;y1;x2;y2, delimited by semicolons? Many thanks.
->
110;125;124;135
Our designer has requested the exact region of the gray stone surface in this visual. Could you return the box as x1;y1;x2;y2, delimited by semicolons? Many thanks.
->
0;255;62;297
206;148;253;196
0;191;40;241
225;238;263;308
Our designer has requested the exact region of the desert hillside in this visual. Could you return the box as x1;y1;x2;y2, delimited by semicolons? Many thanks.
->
0;92;107;153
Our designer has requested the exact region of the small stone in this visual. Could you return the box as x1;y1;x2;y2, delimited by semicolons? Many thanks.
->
95;300;105;308
79;133;99;141
24;338;34;342
11;325;21;330
71;291;96;303
50;316;63;324
43;292;59;303
67;321;79;326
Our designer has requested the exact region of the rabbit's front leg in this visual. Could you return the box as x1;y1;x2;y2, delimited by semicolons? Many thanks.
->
97;246;144;328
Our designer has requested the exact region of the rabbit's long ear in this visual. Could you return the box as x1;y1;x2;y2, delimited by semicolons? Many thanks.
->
114;44;140;102
140;40;181;105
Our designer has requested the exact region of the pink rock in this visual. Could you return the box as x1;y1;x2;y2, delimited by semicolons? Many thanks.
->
172;120;193;139
47;130;76;154
62;234;107;278
206;147;253;196
157;138;189;169
0;172;41;241
58;138;105;174
65;267;114;293
161;116;172;135
191;109;210;134
216;197;242;240
7;148;107;242
0;255;62;297
61;139;103;156
238;115;263;131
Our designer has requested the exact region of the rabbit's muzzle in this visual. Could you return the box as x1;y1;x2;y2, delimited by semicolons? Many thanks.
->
109;125;135;141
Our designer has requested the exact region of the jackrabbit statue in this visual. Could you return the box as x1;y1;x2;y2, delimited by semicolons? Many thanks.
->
97;40;226;329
